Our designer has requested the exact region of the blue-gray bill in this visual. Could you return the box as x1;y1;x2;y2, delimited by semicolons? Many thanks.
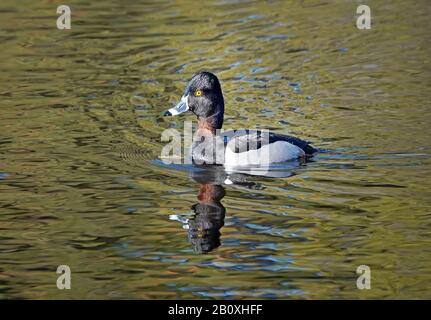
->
164;95;189;116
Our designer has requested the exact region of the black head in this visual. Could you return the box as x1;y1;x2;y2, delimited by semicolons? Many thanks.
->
164;72;225;130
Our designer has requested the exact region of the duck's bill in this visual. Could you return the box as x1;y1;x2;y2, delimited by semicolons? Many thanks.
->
164;95;189;116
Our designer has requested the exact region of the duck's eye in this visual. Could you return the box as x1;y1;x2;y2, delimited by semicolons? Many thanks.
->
195;89;203;97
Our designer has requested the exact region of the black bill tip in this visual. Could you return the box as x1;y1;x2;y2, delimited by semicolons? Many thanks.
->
163;110;172;116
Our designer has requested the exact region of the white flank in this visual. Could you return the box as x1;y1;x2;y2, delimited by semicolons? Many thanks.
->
224;141;305;167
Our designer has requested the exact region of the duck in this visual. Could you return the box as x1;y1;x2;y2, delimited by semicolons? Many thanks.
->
163;71;317;167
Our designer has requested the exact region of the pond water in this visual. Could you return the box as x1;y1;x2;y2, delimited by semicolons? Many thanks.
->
0;0;430;299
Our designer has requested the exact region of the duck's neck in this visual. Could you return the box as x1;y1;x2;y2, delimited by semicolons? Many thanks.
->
197;113;223;136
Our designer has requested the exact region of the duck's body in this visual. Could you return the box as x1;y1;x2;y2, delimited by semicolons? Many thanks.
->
190;129;315;166
224;130;316;166
164;72;317;167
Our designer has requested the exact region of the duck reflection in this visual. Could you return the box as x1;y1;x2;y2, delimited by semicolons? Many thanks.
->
183;164;300;254
188;183;225;253
186;168;227;253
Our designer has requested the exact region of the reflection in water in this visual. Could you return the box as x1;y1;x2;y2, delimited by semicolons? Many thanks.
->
184;164;298;253
187;167;228;253
189;183;225;253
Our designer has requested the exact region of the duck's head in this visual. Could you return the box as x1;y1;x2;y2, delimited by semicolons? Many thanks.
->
164;71;225;132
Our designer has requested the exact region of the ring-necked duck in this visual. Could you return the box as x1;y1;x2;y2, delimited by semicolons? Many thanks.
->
164;71;317;166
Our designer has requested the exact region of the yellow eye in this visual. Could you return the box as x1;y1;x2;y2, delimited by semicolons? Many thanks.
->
195;89;202;97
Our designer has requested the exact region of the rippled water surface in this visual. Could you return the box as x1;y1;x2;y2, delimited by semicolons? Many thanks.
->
1;0;431;299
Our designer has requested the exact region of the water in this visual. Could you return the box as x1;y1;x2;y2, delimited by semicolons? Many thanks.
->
1;0;431;299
